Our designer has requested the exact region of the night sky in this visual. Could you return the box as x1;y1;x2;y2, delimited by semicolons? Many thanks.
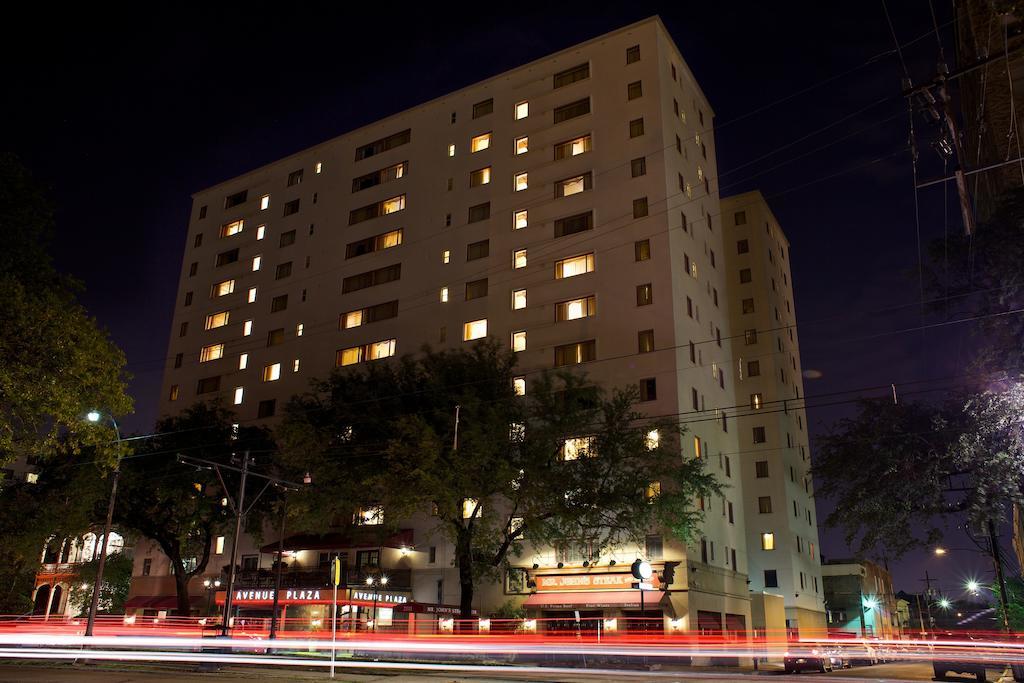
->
2;3;1002;597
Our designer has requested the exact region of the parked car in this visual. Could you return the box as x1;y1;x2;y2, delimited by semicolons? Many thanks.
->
784;647;844;673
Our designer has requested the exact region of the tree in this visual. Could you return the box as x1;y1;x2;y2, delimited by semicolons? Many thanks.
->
278;340;719;619
0;153;132;468
111;402;275;615
813;388;1024;557
68;552;133;616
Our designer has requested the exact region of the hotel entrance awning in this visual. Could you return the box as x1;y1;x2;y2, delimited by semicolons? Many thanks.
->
522;590;668;610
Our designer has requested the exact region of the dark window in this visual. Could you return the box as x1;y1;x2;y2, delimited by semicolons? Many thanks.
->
742;298;755;314
472;98;493;118
279;230;296;247
287;169;303;186
428;546;436;563
636;283;653;306
270;295;288;313
198;205;207;219
629;118;645;138
554;172;592;197
635;239;650;261
468;202;490;223
224;190;247;208
215;249;239;267
728;502;734;524
465;278;488;300
553;62;590;88
345;229;403;258
193;233;203;248
350;195;406;225
671;63;677;80
676;135;682;153
351;161;407;193
734;210;747;225
179;322;188;337
142;558;152;576
645;535;663;560
740;268;752;283
283;199;300;216
174;353;183;369
700;538;708;564
184;291;193;306
638;329;655;353
466;239;489;261
752;426;766;443
756;460;769;477
745;329;758;345
553;97;591;123
758;496;772;514
764;570;778;588
633;197;649;218
554;211;593;238
361;300;398;325
275;262;292;280
267;328;285;346
748;360;761;377
736;239;749;254
342;264;402;293
354;128;411;161
630;157;646;177
257;399;276;418
639;377;657;401
626;45;640;63
554;340;596;366
196;376;220;394
627;80;643;99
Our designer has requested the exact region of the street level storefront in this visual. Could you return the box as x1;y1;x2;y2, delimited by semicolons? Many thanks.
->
215;586;414;631
521;571;670;634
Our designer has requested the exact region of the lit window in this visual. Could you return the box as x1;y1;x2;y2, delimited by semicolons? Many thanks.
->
215;536;226;554
440;287;449;303
212;279;235;297
232;387;244;405
514;210;528;230
513;377;526;396
562;436;594;460
645;481;661;502
382;196;405;214
262;363;281;382
463;319;487;341
238;353;248;370
514;172;528;191
645;429;660;450
513;249;527;269
26;472;39;484
242;320;253;336
356;505;384;525
512;330;526;352
315;162;323;174
555;253;595;279
344;310;363;328
515;136;528;154
751;393;763;410
442;250;451;264
694;436;702;458
470;166;491;186
252;255;262;271
447;144;456;157
462;498;482;519
514;101;529;120
293;359;300;373
561;174;587;196
338;347;362;366
296;323;304;336
556;296;595;321
367;339;396;360
200;343;225;362
256;225;266;240
761;532;775;551
471;132;491;152
512;289;527;310
247;287;257;303
697;166;705;182
220;220;244;237
205;311;230;330
260;195;270;210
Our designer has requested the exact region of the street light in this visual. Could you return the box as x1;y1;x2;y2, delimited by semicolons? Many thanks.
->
966;579;981;594
366;575;388;632
202;578;222;617
934;547;947;556
938;597;952;610
83;410;122;638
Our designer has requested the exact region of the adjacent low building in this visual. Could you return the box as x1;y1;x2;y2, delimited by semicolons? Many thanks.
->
821;558;898;639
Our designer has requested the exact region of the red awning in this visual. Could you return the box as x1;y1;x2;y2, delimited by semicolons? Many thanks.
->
522;590;668;610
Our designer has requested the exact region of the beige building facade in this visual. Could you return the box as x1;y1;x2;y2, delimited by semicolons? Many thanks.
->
134;16;821;638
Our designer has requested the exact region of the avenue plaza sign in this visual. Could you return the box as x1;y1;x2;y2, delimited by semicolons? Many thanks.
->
223;588;411;605
534;572;661;591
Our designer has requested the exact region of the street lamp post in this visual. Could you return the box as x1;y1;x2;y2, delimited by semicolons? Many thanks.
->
84;410;121;638
202;578;222;617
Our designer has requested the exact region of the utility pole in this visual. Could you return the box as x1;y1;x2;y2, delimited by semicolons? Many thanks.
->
268;497;287;640
220;451;250;637
987;518;1012;633
919;571;936;629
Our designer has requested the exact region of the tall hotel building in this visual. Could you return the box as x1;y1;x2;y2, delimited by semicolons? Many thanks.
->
138;16;824;635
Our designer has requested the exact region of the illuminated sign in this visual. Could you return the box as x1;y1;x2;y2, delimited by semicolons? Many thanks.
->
534;572;660;591
225;588;323;604
350;590;408;604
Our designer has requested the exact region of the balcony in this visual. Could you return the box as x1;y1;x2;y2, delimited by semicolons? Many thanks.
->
233;567;411;591
36;563;80;578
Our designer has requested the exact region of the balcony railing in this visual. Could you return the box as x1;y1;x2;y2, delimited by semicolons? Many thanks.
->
36;563;79;577
233;567;412;590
